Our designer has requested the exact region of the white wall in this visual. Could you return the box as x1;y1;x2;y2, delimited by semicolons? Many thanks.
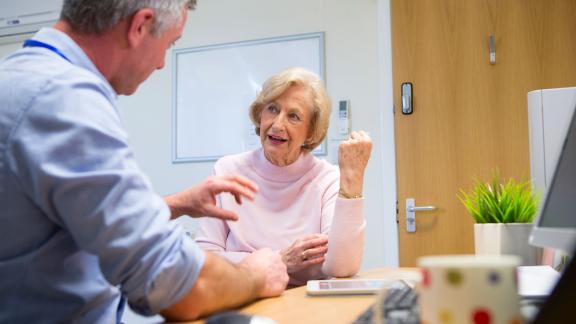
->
118;0;398;270
0;0;398;270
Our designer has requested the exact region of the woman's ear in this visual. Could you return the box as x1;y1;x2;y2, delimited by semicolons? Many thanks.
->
126;8;155;47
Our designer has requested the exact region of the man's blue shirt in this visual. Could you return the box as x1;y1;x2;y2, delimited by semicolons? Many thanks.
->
0;28;205;323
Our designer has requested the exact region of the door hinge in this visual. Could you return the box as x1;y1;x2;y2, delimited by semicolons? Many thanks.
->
395;200;399;224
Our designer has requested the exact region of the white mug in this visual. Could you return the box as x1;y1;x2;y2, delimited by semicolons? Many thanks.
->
417;255;522;324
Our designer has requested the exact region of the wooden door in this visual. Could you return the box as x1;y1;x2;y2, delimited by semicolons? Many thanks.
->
391;0;576;266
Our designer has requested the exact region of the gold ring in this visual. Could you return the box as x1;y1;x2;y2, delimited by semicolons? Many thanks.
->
301;252;307;261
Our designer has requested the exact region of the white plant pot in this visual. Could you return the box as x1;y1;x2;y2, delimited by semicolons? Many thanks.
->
474;223;543;266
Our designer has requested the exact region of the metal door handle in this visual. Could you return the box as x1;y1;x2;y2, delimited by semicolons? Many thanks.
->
407;205;437;212
406;198;437;233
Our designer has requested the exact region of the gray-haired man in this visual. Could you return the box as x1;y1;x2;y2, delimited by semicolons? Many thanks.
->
0;1;288;322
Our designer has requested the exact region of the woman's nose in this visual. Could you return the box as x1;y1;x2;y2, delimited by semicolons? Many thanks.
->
271;114;287;130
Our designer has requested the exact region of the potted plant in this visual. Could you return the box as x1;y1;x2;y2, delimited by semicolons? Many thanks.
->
458;173;542;265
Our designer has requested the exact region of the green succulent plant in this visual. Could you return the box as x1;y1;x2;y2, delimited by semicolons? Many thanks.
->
458;173;539;224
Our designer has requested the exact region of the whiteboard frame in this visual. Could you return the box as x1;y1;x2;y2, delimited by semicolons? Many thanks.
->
172;32;326;163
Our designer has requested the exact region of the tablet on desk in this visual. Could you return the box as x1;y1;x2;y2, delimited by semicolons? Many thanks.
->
306;278;412;296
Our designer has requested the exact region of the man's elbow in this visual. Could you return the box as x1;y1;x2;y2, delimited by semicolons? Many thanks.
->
160;296;205;321
161;306;202;322
159;278;210;321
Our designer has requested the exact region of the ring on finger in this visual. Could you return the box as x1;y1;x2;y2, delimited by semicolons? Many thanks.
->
301;252;307;261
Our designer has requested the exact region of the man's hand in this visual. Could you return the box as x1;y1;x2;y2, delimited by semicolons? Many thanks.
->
239;248;289;297
164;175;258;221
280;234;328;274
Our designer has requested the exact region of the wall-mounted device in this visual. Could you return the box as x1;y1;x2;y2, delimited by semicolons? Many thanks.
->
338;100;350;135
0;0;63;45
401;82;413;115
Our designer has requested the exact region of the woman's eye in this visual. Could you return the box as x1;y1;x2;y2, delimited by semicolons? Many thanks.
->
289;113;301;121
267;105;279;113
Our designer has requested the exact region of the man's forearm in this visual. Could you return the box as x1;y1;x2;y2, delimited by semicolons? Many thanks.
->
160;252;262;321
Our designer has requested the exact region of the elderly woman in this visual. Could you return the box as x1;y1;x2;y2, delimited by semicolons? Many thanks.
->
196;67;372;286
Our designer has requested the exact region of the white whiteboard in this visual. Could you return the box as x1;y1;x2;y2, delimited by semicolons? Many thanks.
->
172;32;325;162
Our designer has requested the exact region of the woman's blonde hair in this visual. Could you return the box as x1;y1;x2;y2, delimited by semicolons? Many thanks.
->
249;67;331;152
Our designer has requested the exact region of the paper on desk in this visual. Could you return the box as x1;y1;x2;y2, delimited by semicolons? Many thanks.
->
517;266;560;298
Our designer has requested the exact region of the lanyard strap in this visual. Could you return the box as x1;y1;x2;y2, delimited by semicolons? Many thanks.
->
23;39;71;63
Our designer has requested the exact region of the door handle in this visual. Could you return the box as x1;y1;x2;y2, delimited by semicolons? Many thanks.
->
406;198;437;233
407;205;437;212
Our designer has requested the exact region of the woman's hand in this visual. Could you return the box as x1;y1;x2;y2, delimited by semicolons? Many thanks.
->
280;234;328;274
338;130;372;197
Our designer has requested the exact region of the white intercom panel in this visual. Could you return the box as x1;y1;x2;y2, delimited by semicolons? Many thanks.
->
338;100;350;135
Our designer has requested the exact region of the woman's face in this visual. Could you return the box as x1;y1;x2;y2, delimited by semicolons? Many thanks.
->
259;84;313;166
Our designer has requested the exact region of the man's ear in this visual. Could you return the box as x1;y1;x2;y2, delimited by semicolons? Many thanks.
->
126;8;155;47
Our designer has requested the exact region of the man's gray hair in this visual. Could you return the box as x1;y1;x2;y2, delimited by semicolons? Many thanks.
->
61;0;197;36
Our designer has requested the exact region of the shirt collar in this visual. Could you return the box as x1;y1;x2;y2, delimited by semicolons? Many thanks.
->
31;27;117;97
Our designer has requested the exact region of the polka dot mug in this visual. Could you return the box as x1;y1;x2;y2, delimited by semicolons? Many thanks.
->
418;255;522;324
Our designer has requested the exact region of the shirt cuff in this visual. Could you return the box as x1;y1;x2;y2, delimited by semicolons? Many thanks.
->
334;197;365;225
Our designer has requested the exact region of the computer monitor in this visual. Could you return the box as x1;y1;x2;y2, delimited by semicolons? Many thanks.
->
530;106;576;253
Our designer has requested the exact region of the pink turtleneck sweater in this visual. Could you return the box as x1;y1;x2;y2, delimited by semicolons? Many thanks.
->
195;149;365;286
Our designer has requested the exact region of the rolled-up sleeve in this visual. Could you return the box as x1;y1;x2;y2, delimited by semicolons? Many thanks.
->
7;73;202;315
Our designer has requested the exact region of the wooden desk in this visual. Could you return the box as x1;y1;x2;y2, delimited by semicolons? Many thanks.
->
186;268;420;324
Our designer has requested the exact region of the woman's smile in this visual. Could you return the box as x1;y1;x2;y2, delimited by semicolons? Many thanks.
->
267;134;288;145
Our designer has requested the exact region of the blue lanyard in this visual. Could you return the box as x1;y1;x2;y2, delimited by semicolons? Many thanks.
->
23;39;71;63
